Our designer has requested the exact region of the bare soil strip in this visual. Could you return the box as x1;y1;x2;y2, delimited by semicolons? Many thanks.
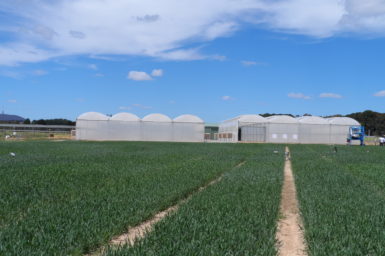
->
276;147;307;256
86;161;246;256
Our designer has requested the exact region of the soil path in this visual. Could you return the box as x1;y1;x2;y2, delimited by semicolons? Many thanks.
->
276;147;307;256
86;161;246;256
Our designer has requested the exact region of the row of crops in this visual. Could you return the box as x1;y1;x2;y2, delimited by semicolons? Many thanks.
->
291;145;385;255
105;147;284;256
1;141;385;255
0;141;284;256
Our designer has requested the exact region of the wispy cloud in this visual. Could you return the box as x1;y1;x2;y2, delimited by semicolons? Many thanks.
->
3;1;385;65
7;99;17;103
241;60;257;66
33;69;48;76
151;69;163;77
127;71;152;81
288;93;311;100
0;70;22;79
374;90;385;97
88;64;98;70
119;104;152;110
222;95;234;101
319;93;342;98
132;103;152;109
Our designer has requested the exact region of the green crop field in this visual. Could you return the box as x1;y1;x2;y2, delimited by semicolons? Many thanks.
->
2;141;385;256
290;145;385;255
105;145;284;256
0;141;283;256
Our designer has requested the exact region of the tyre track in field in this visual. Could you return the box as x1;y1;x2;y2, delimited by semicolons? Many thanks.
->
86;160;246;256
276;147;308;256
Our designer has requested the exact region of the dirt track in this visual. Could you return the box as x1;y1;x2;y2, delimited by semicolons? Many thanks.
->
276;147;307;256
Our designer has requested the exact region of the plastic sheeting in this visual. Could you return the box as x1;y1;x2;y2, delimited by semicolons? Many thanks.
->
76;112;204;142
173;115;204;142
219;114;361;145
266;115;299;143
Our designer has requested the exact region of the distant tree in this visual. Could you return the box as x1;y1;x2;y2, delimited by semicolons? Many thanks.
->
31;119;75;126
23;118;31;124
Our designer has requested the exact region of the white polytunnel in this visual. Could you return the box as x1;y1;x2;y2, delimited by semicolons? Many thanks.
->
76;112;205;142
142;113;173;142
108;113;141;141
328;117;360;145
297;116;330;144
218;114;267;142
76;112;109;141
266;115;299;143
173;114;204;142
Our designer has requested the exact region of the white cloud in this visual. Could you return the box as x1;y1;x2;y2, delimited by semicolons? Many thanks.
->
132;103;152;109
7;99;17;103
222;95;234;101
374;90;385;97
88;64;98;70
241;60;257;66
95;73;104;77
0;70;22;79
127;71;152;81
3;1;385;65
151;69;163;77
33;69;48;76
288;93;311;100
319;92;342;98
119;106;131;110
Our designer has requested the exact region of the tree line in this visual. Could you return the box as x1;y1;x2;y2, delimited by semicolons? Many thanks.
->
23;118;75;126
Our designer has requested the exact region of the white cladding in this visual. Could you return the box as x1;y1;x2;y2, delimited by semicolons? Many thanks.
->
297;116;330;144
76;112;109;141
109;113;141;141
76;112;204;142
142;114;173;142
219;114;361;144
266;115;299;143
173;115;204;142
218;114;267;142
328;117;360;145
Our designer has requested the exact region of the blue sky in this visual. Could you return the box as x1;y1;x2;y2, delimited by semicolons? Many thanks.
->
1;0;385;122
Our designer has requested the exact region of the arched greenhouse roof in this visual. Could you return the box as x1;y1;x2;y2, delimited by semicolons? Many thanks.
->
266;115;298;124
142;113;172;122
173;114;204;123
77;112;109;121
296;116;329;124
110;112;140;121
237;114;266;123
327;117;360;125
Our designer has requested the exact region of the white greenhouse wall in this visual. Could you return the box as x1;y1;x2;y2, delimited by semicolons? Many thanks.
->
76;112;204;142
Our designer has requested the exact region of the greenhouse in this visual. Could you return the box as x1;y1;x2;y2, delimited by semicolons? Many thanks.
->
218;114;361;145
266;115;299;143
218;114;267;142
173;114;205;142
296;116;330;144
76;112;109;141
76;112;204;142
328;117;360;145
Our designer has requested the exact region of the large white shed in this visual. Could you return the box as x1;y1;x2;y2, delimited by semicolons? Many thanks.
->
76;112;109;141
297;116;330;144
173;114;204;142
266;115;299;143
109;113;141;141
328;117;360;145
142;113;173;142
218;114;267;142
